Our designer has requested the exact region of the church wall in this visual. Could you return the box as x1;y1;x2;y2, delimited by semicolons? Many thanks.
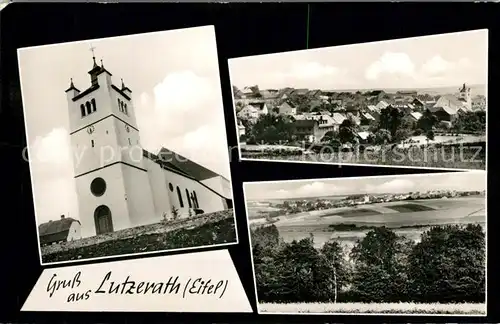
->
120;164;158;227
75;165;131;238
109;88;139;129
200;176;232;200
112;117;146;170
70;117;122;176
67;83;113;133
163;168;227;217
143;158;173;221
66;221;82;242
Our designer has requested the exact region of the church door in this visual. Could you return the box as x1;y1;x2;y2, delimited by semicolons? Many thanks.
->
94;205;114;235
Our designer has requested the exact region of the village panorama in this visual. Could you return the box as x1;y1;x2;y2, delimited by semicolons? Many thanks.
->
234;83;486;170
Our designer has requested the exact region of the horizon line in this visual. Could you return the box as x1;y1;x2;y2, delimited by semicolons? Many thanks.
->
248;189;484;201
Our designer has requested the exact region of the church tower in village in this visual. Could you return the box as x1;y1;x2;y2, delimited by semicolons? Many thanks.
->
64;48;156;238
459;83;472;111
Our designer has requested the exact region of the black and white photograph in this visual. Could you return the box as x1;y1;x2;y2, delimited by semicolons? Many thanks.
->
18;26;237;265
245;172;486;315
230;30;487;170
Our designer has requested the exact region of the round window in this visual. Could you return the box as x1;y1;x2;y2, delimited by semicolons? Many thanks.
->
90;177;107;197
169;183;174;192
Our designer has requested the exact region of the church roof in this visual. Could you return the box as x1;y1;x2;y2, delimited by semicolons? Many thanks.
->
157;148;226;181
38;217;80;245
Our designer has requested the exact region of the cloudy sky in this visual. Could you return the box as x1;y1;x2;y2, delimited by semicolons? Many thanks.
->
229;29;488;91
19;26;231;223
244;172;486;201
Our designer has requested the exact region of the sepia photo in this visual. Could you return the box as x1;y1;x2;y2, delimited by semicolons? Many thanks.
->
19;26;237;265
229;30;487;170
244;172;486;315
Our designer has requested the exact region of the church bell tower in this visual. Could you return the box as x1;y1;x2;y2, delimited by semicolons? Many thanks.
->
64;47;156;238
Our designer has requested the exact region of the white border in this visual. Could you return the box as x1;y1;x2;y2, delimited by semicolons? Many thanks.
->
242;171;487;316
18;25;240;267
228;29;488;173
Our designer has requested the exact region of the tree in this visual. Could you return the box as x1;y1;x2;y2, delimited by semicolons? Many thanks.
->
378;106;404;139
320;240;352;303
426;129;435;142
394;127;412;142
452;111;486;134
373;128;392;145
250;114;294;144
338;118;358;144
407;224;485;303
171;206;180;220
417;109;439;132
350;227;414;302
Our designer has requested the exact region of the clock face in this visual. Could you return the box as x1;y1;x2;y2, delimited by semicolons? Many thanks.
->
125;125;130;133
87;125;95;134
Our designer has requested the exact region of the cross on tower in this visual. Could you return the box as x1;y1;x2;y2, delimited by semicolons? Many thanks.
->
89;44;96;59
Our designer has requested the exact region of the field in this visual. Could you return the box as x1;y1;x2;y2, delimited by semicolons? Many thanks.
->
258;302;486;315
254;197;486;249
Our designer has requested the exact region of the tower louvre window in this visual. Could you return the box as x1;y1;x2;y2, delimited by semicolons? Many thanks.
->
80;104;86;117
91;98;96;112
124;103;128;115
86;102;92;115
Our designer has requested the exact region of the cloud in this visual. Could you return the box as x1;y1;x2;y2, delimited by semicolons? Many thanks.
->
365;179;415;194
29;127;72;166
135;70;230;178
28;128;77;223
296;181;327;196
288;62;340;79
365;52;416;81
420;55;472;77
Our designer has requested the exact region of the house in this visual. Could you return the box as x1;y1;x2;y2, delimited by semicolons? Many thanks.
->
396;90;418;100
360;112;376;126
332;112;347;126
278;101;297;115
404;111;423;123
376;100;390;110
250;102;268;115
290;88;309;97
309;99;323;111
411;98;425;110
307;89;322;98
472;95;486;111
357;131;371;144
347;113;361;126
292;119;321;143
39;215;81;246
237;105;260;120
392;103;414;115
237;120;246;138
260;89;279;101
431;106;459;122
433;93;471;114
65;56;233;238
365;105;381;120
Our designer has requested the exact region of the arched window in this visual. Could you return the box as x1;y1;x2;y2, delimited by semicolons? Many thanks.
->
86;101;92;115
80;104;86;117
91;98;96;112
192;191;199;209
176;186;184;208
185;189;192;208
117;99;121;112
91;139;95;148
124;104;128;115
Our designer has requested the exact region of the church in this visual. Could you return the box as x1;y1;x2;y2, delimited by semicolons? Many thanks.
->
64;53;233;239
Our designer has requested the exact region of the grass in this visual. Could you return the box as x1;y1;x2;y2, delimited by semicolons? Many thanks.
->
259;302;486;315
387;203;435;213
42;216;236;263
